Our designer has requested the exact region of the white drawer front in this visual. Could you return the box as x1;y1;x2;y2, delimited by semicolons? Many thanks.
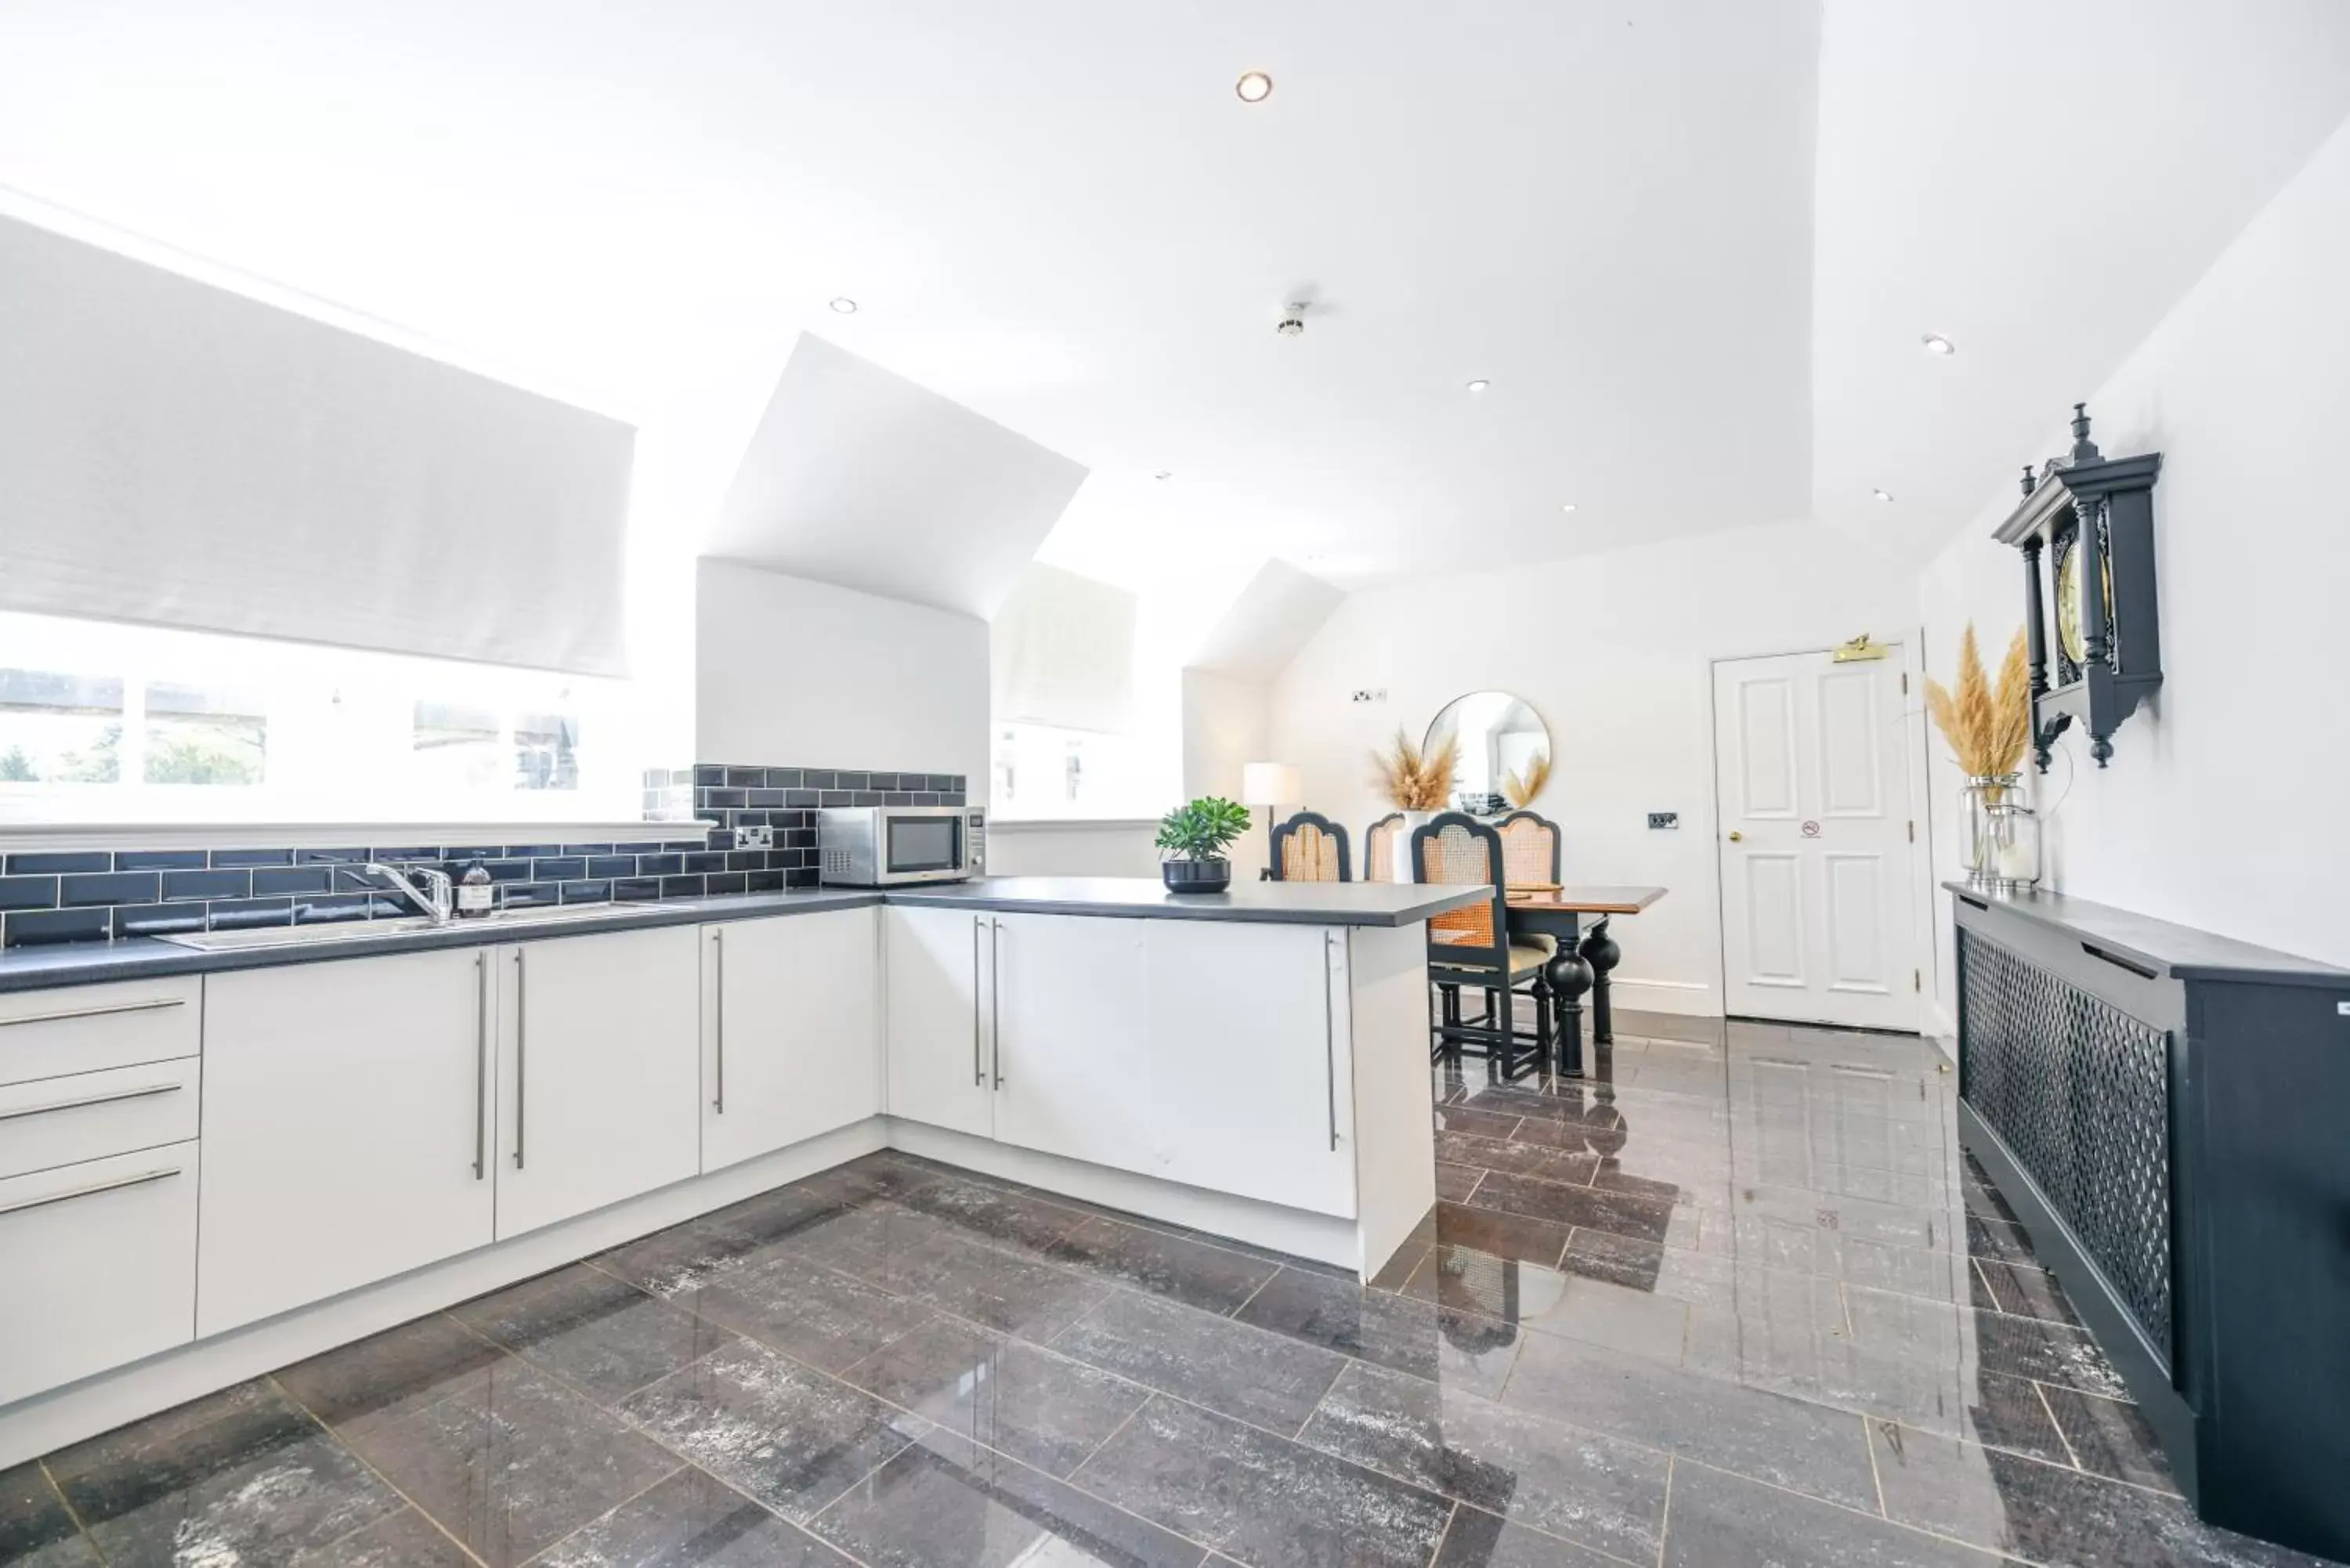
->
0;1056;202;1181
0;978;201;1087
0;1141;198;1407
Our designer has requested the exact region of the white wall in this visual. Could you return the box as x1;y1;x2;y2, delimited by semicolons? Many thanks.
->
985;820;1162;878
694;558;988;779
1917;111;2350;1008
1182;667;1274;880
1271;520;1914;1015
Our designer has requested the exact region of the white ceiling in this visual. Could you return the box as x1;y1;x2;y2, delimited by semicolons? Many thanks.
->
710;333;1086;620
1;1;2347;599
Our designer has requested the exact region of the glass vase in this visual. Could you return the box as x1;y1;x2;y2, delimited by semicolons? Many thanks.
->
1960;773;2041;890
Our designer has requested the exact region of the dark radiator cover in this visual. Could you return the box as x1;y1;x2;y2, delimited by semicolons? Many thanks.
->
1950;887;2350;1563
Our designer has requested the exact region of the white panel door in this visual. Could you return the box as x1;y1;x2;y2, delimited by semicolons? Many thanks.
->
883;905;993;1136
1714;648;1920;1030
199;948;496;1335
495;926;702;1239
991;912;1152;1172
1144;920;1356;1217
703;909;882;1172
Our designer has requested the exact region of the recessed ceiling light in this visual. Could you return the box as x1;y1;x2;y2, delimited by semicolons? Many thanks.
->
1235;70;1273;103
1921;332;1954;355
1559;503;1578;514
1871;488;1895;503
1465;378;1491;392
1152;471;1173;481
828;297;859;314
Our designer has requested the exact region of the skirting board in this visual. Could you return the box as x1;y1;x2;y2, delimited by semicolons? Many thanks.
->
887;1118;1365;1271
1605;977;1716;1017
0;1119;885;1470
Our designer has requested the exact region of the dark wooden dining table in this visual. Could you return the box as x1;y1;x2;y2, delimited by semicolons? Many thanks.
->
1503;885;1666;1076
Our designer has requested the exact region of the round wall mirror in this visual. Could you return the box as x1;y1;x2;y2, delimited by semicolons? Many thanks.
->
1424;692;1551;818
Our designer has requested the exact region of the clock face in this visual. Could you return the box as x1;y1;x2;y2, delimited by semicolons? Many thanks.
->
2055;542;2086;666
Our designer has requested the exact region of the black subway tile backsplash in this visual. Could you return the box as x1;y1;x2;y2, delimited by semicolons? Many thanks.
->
211;847;296;869
530;857;586;882
206;897;293;931
706;872;747;895
5;908;112;945
115;850;208;871
162;869;248;902
112;903;205;939
5;852;110;876
251;867;333;897
295;847;371;865
61;872;160;908
0;876;58;911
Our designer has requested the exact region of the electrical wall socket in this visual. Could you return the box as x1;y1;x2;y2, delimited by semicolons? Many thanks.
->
1350;688;1390;704
1647;811;1680;830
733;825;774;849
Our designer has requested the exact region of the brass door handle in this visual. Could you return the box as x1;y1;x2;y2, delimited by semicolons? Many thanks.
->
1727;831;1744;842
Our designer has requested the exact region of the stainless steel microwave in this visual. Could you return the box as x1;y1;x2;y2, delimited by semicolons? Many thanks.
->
818;805;985;886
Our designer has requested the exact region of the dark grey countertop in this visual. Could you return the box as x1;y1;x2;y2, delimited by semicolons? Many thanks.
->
1946;882;2349;988
887;876;1487;927
0;877;1484;995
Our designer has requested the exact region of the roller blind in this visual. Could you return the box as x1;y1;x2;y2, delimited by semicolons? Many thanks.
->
0;215;634;676
990;563;1137;734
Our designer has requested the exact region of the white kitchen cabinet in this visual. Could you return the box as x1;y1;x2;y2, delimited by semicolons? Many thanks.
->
1145;920;1357;1217
991;912;1152;1172
495;924;701;1239
198;948;497;1335
884;905;995;1137
0;1143;199;1407
702;908;880;1172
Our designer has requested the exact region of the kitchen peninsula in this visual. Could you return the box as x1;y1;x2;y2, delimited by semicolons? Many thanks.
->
0;874;1480;1469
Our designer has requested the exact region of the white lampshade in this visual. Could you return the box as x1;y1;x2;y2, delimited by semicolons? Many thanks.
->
1242;762;1302;805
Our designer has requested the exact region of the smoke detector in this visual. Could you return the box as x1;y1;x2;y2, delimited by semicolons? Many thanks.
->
1275;301;1307;338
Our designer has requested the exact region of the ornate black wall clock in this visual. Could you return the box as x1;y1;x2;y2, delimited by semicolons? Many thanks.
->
1995;403;2163;769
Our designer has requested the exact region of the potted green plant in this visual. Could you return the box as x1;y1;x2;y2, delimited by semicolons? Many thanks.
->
1155;796;1251;894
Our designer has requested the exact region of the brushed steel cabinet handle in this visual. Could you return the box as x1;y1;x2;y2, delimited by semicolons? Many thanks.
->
512;948;527;1170
0;996;186;1030
0;1165;179;1219
0;1081;181;1123
972;916;984;1087
991;917;1004;1089
472;952;488;1180
712;928;726;1114
1324;930;1340;1151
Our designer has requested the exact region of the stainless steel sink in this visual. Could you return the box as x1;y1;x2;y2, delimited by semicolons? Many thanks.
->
154;901;649;952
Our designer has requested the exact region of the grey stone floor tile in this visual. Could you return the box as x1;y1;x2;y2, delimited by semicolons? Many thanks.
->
1438;1161;1488;1201
50;1382;403;1568
1434;1201;1574;1270
1298;1360;1670;1564
534;1467;851;1566
894;1173;1092;1258
1661;1458;2003;1566
620;1339;921;1523
841;1313;1150;1477
1436;1128;1603;1187
1052;1288;1347;1435
1232;1263;1524;1396
592;1219;761;1301
1499;1329;1880;1512
1433;1505;1629;1567
344;1357;679;1568
275;1313;508;1438
689;1248;936;1373
1462;1171;1692;1250
452;1262;736;1404
302;1505;475;1565
811;1428;1207;1568
1975;1260;2079;1325
2039;1386;2178;1494
0;1462;98;1567
1043;1214;1280;1313
1418;1246;1690;1364
1870;1422;2328;1567
1076;1394;1454;1568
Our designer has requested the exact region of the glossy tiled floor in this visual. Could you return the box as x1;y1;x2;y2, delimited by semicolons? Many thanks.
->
4;1012;2339;1567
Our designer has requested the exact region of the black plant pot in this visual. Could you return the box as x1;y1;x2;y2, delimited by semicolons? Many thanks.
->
1162;857;1231;894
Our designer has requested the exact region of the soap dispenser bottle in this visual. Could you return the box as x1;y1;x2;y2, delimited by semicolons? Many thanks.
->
457;858;495;919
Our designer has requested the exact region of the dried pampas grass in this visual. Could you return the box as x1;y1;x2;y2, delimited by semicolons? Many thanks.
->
1502;750;1552;809
1371;728;1457;811
1925;625;2031;778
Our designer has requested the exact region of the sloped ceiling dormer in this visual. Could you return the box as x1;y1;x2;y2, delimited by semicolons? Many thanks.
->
1184;559;1344;681
707;333;1088;620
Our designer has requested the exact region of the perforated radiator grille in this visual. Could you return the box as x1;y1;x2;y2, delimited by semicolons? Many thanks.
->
1958;928;2174;1358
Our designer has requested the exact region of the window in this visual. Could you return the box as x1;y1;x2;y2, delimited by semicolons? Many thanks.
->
991;721;1151;820
0;612;637;824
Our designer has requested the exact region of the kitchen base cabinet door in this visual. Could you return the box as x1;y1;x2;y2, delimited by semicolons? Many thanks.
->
703;909;880;1172
0;1143;198;1407
199;949;496;1336
884;906;993;1137
992;912;1151;1172
1145;921;1356;1217
495;925;700;1240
